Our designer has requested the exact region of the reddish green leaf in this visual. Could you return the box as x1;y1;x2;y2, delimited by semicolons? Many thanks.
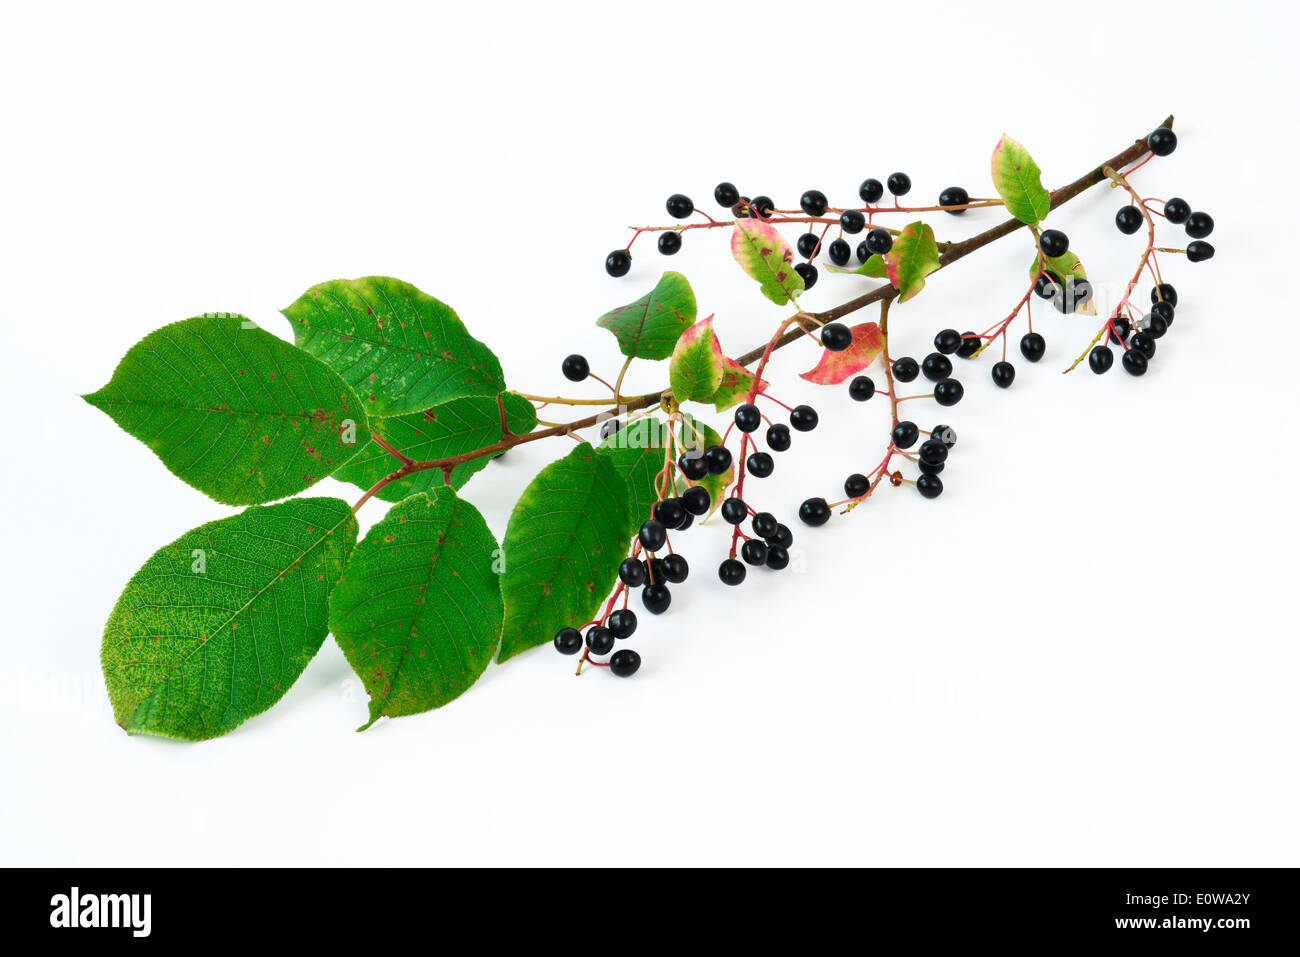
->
885;222;941;303
992;135;1051;225
595;271;696;360
826;255;889;279
708;357;769;411
799;322;885;384
730;219;804;305
669;315;725;403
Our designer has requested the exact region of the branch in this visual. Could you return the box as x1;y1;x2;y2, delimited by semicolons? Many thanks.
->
351;115;1173;511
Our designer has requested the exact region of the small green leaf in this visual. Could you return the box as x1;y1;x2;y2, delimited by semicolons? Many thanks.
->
826;255;889;278
730;219;805;305
330;489;503;730
1030;251;1097;316
708;357;769;412
595;271;697;360
282;276;505;417
598;417;671;536
885;222;942;303
100;497;358;741
992;135;1052;225
677;414;730;518
669;316;725;404
85;315;371;506
498;443;632;662
799;322;885;384
332;392;537;502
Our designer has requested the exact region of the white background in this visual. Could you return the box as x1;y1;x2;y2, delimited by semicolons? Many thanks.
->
2;0;1296;866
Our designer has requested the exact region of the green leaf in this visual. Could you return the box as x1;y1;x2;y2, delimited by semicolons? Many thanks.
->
677;414;730;518
100;497;358;741
708;357;769;412
595;271;697;360
85;315;371;506
730;219;805;305
329;489;503;730
826;255;889;278
598;417;671;535
669;316;725;404
332;392;537;503
1030;251;1097;316
884;222;941;303
498;443;632;662
991;135;1052;225
282;276;505;417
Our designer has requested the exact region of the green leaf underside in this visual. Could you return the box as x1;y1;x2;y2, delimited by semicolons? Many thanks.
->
332;392;537;502
730;219;805;305
670;316;725;403
282;276;504;417
598;417;670;535
497;443;631;662
799;322;885;384
85;315;371;506
677;415;730;518
329;489;503;730
709;357;768;412
100;498;358;741
885;222;941;303
992;135;1052;225
595;271;697;360
826;255;889;278
1031;251;1097;316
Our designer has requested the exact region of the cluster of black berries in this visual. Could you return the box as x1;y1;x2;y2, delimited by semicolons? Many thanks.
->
1115;196;1214;262
1087;284;1181;377
1030;228;1095;320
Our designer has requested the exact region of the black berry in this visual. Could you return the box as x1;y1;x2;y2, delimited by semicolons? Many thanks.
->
939;185;969;212
794;262;818;288
828;238;851;266
921;352;953;381
1187;240;1214;262
1150;301;1175;325
741;539;768;566
638;519;667;552
1147;127;1177;156
752;195;775;218
840;210;866;234
932;425;957;448
865;228;892;255
956;333;982;359
734;403;762;433
605;249;631;277
681;485;711;515
856;240;871;263
790;405;818;432
653;498;685;529
747;452;774;478
1163;198;1191;224
666;194;694;219
916;474;943;499
586;626;614;655
1108;316;1131;344
991;361;1016;389
641;583;671;615
1088;345;1114;374
1122;349;1148;376
1038;229;1069;258
554;627;583;655
1140;312;1168;339
765;545;790;570
1130;332;1157;359
1150;284;1178;307
1115;206;1143;234
609;649;641;677
766;423;792;452
1019;332;1046;363
859;178;884;203
887;172;911;196
848;375;875;401
607;609;637;639
718;559;747;585
720;497;748;525
767;524;794;548
821;322;853;352
934;378;965;406
752;512;778;539
678;452;708;481
798;497;830;526
797;232;821;258
934;328;962;355
704;445;732;474
600;418;622;440
892;356;919;382
799;189;828;217
844;473;870;497
657;231;682;255
619;557;647;587
663;553;689;584
891;420;919;449
714;182;740;208
561;354;590;382
1185;211;1214;239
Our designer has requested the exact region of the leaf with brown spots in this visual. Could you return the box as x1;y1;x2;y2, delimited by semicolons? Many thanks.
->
730;219;805;305
84;315;372;505
329;488;502;730
497;443;632;662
